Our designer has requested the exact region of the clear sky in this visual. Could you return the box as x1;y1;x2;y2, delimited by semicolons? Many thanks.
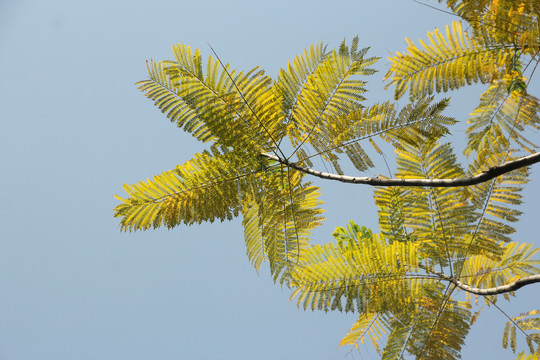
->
1;0;538;359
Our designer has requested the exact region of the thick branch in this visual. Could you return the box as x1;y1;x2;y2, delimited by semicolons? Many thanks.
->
441;273;540;296
261;152;540;187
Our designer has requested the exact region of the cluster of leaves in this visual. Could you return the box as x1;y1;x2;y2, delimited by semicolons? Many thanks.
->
114;0;540;358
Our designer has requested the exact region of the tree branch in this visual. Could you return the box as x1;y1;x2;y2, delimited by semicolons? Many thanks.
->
261;152;540;187
439;273;540;296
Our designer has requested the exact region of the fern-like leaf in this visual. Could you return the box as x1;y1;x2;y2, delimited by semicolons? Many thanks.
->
294;96;456;173
440;0;540;57
503;309;540;354
386;21;514;99
279;37;378;173
339;312;392;354
459;242;540;304
406;291;472;360
242;167;325;281
381;316;414;360
466;76;540;156
114;149;257;231
386;139;477;264
139;45;285;156
458;149;529;269
290;229;423;313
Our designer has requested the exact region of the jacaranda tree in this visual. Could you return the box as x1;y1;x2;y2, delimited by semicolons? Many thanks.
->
114;0;540;358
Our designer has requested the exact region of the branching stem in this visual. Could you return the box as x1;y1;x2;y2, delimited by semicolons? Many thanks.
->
439;273;540;296
261;152;540;187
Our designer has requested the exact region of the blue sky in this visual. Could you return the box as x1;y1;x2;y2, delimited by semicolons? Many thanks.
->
1;0;538;359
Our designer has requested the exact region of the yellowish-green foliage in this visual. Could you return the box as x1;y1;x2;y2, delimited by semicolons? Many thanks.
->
386;21;512;99
466;74;540;155
441;0;540;57
461;243;540;302
115;1;540;358
503;310;540;355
